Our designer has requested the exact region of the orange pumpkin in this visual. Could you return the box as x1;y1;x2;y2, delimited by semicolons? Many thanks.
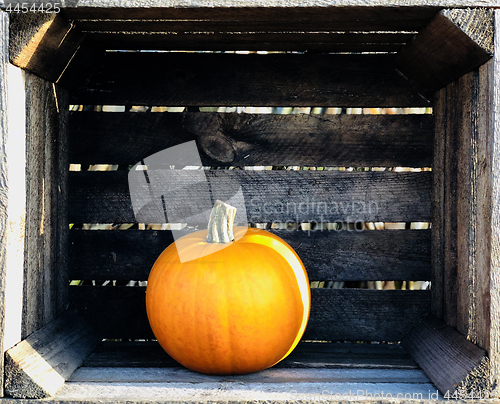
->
146;200;310;375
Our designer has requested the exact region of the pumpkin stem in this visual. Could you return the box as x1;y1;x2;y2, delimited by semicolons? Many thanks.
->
206;200;237;244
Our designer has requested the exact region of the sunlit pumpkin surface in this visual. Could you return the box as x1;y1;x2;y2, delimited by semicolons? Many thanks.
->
146;226;310;375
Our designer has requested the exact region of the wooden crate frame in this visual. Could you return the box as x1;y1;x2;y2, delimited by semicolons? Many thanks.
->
0;1;499;402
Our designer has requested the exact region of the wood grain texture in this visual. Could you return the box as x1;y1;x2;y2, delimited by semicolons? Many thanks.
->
22;74;69;338
0;10;8;398
4;310;101;399
56;1;499;19
68;229;431;282
69;286;430;341
476;59;495;359
431;87;445;320
56;87;71;328
69;366;430;384
75;16;431;34
68;112;434;167
456;70;480;342
82;340;419;369
402;315;490;396
53;380;439;403
9;13;86;84
67;53;431;107
395;8;494;92
68;170;432;223
84;32;412;52
443;79;459;329
486;10;500;397
433;62;496;369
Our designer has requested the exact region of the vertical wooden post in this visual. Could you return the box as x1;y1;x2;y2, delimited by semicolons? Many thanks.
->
0;9;9;397
432;10;500;396
431;8;500;396
0;11;70;351
22;73;69;337
487;9;500;396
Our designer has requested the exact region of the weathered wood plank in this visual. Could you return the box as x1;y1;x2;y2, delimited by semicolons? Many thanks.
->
70;366;429;384
431;87;445;320
68;112;434;167
4;310;102;399
68;229;431;282
84;32;412;52
1;64;29;392
82;340;419;369
456;70;479;341
434;62;496;368
402;315;490;396
395;8;493;92
485;10;500;397
0;9;9;398
68;170;432;223
67;53;431;107
63;5;441;28
75;17;428;34
69;286;430;341
9;13;86;84
22;73;69;338
307;289;430;342
443;79;459;330
55;379;439;402
57;2;499;20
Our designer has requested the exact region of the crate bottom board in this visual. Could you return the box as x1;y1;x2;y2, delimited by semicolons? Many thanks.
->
53;341;441;402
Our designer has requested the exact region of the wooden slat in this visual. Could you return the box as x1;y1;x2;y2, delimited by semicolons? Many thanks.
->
55;379;439;402
4;310;101;399
84;32;412;52
0;10;8;398
306;289;430;342
430;12;500;395
22;74;69;338
9;13;87;84
68;229;431;282
483;11;500;395
431;87;445;321
69;366;429;384
68;112;434;167
456;70;480;341
69;286;430;341
81;340;419;369
434;67;495;348
67;53;431;107
64;6;440;29
402;315;490;396
395;8;493;92
443;79;459;329
68;170;432;223
76;19;425;34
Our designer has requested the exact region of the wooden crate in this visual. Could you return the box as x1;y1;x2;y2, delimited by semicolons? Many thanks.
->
0;1;499;402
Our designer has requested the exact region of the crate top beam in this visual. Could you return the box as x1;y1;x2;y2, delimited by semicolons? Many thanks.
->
11;0;499;11
6;4;495;96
